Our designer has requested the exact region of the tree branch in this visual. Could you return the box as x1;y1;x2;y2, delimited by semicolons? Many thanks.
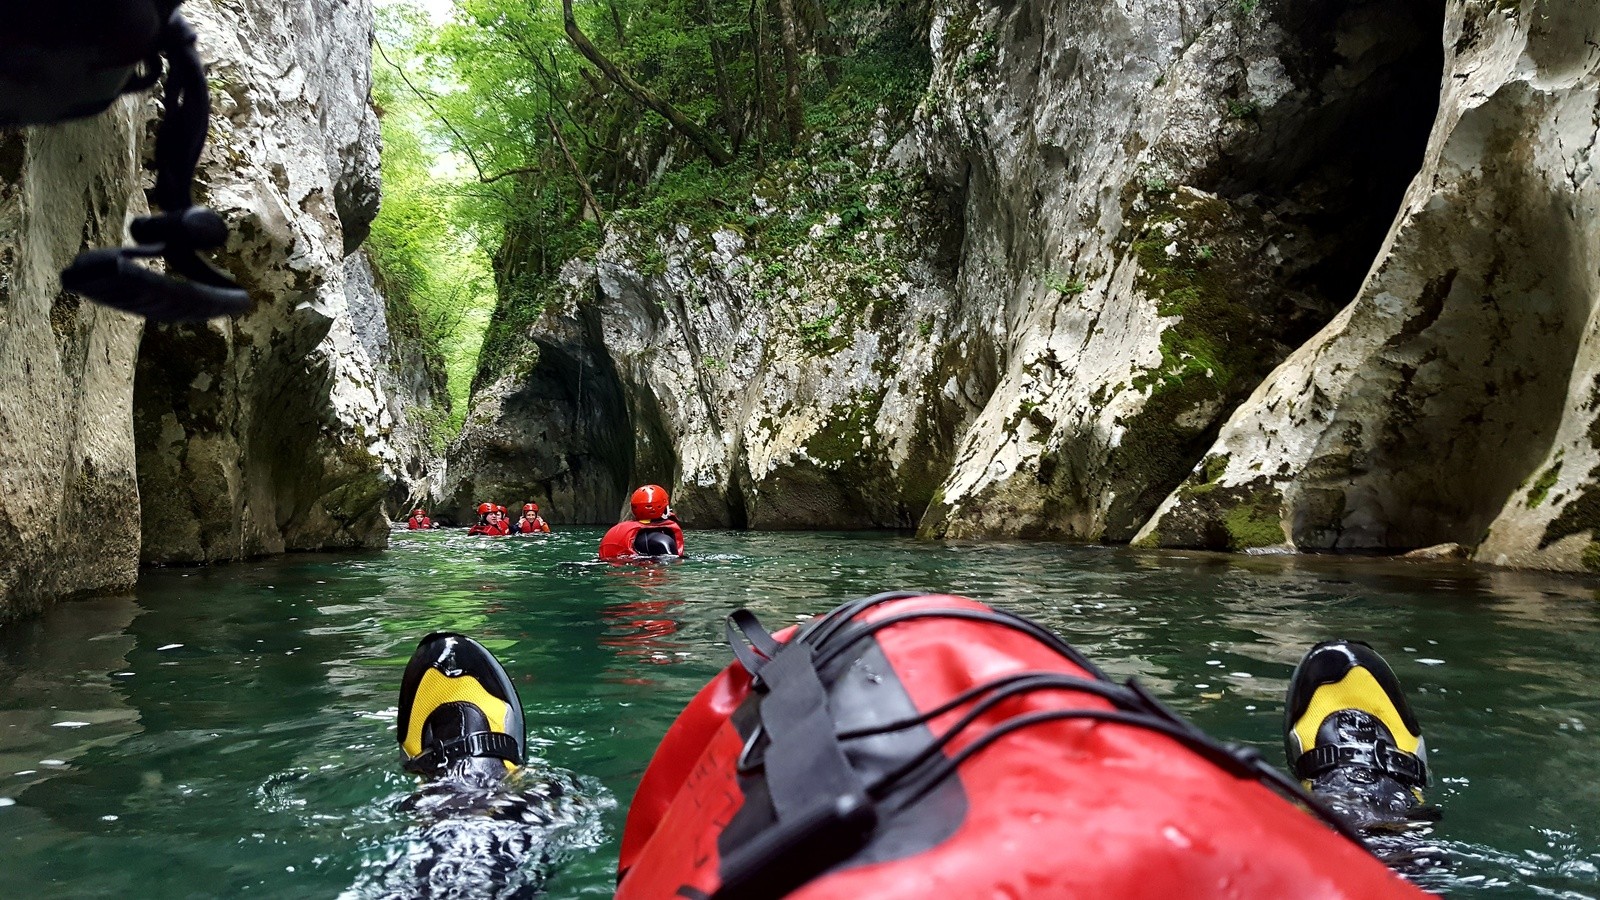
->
561;0;734;166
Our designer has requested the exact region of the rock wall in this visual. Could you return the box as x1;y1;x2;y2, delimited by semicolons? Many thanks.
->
0;0;428;617
447;0;1600;573
449;0;1453;537
0;111;146;620
133;0;407;565
345;251;450;514
916;0;1444;541
1140;0;1600;569
443;137;968;526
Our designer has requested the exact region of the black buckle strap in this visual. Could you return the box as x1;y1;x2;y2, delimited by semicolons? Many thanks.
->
60;11;250;322
724;609;781;687
402;730;522;774
715;611;878;900
1294;740;1428;787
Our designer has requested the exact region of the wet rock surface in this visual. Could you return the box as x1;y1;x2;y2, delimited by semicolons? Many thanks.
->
1140;0;1600;572
0;0;429;615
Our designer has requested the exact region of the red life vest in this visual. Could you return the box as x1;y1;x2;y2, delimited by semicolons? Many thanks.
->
599;519;683;559
517;516;550;534
616;594;1430;900
406;516;430;530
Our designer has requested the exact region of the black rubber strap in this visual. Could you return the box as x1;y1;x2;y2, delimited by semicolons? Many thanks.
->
725;610;781;684
1294;740;1428;787
402;731;521;773
715;633;877;900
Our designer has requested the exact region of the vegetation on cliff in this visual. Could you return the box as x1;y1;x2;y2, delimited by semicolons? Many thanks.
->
372;0;932;387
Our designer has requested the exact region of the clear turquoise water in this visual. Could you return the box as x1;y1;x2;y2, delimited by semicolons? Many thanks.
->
1;528;1598;898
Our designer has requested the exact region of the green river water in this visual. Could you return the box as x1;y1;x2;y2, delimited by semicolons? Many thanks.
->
1;528;1598;898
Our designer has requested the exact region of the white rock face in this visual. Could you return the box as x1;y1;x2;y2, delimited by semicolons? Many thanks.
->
451;0;1447;537
134;0;403;565
1139;0;1600;571
916;0;1444;541
0;0;415;614
444;146;969;526
0;110;146;619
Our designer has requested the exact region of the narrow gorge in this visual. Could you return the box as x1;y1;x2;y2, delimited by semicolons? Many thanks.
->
447;0;1600;573
4;0;1600;624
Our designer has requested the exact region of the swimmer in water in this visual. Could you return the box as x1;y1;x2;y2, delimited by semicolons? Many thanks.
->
598;485;684;559
348;633;604;898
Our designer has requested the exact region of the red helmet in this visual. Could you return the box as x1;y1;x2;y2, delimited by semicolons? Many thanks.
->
476;502;493;515
496;505;507;514
528;503;539;512
631;484;669;520
412;509;424;516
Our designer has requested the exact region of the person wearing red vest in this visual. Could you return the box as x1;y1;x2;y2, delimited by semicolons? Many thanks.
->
406;508;433;530
515;502;552;534
599;485;684;559
467;502;511;536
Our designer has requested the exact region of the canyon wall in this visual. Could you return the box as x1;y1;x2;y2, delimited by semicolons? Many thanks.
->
1140;0;1600;571
0;0;435;618
451;0;1600;572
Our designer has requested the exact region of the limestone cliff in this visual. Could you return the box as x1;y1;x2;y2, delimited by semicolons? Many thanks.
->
1140;0;1600;571
0;0;429;617
448;0;1453;538
0;113;146;619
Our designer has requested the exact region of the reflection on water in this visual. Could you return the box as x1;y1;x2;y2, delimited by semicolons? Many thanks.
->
0;529;1595;897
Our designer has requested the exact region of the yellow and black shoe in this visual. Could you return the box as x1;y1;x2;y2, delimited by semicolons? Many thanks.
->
397;632;526;783
1284;640;1429;824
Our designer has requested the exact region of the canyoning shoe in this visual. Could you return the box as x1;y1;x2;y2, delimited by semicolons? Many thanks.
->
1285;640;1430;827
397;632;527;784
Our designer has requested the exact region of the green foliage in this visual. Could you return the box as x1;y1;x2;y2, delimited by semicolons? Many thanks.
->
1526;459;1563;509
367;6;500;431
1044;272;1087;296
798;312;841;354
1223;501;1282;549
377;0;935;397
1225;98;1260;120
953;30;999;79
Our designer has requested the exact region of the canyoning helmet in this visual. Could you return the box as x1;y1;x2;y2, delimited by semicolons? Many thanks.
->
477;503;494;515
2;0;250;322
632;485;670;521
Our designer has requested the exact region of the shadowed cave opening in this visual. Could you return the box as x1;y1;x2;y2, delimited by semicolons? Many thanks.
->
1223;0;1448;310
1105;0;1448;542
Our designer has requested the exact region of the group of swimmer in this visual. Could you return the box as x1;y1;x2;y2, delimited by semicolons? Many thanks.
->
465;502;552;536
405;484;686;559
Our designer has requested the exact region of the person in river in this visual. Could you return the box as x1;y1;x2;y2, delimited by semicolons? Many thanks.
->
357;631;601;897
406;508;433;530
515;502;551;534
598;484;684;559
468;502;510;536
